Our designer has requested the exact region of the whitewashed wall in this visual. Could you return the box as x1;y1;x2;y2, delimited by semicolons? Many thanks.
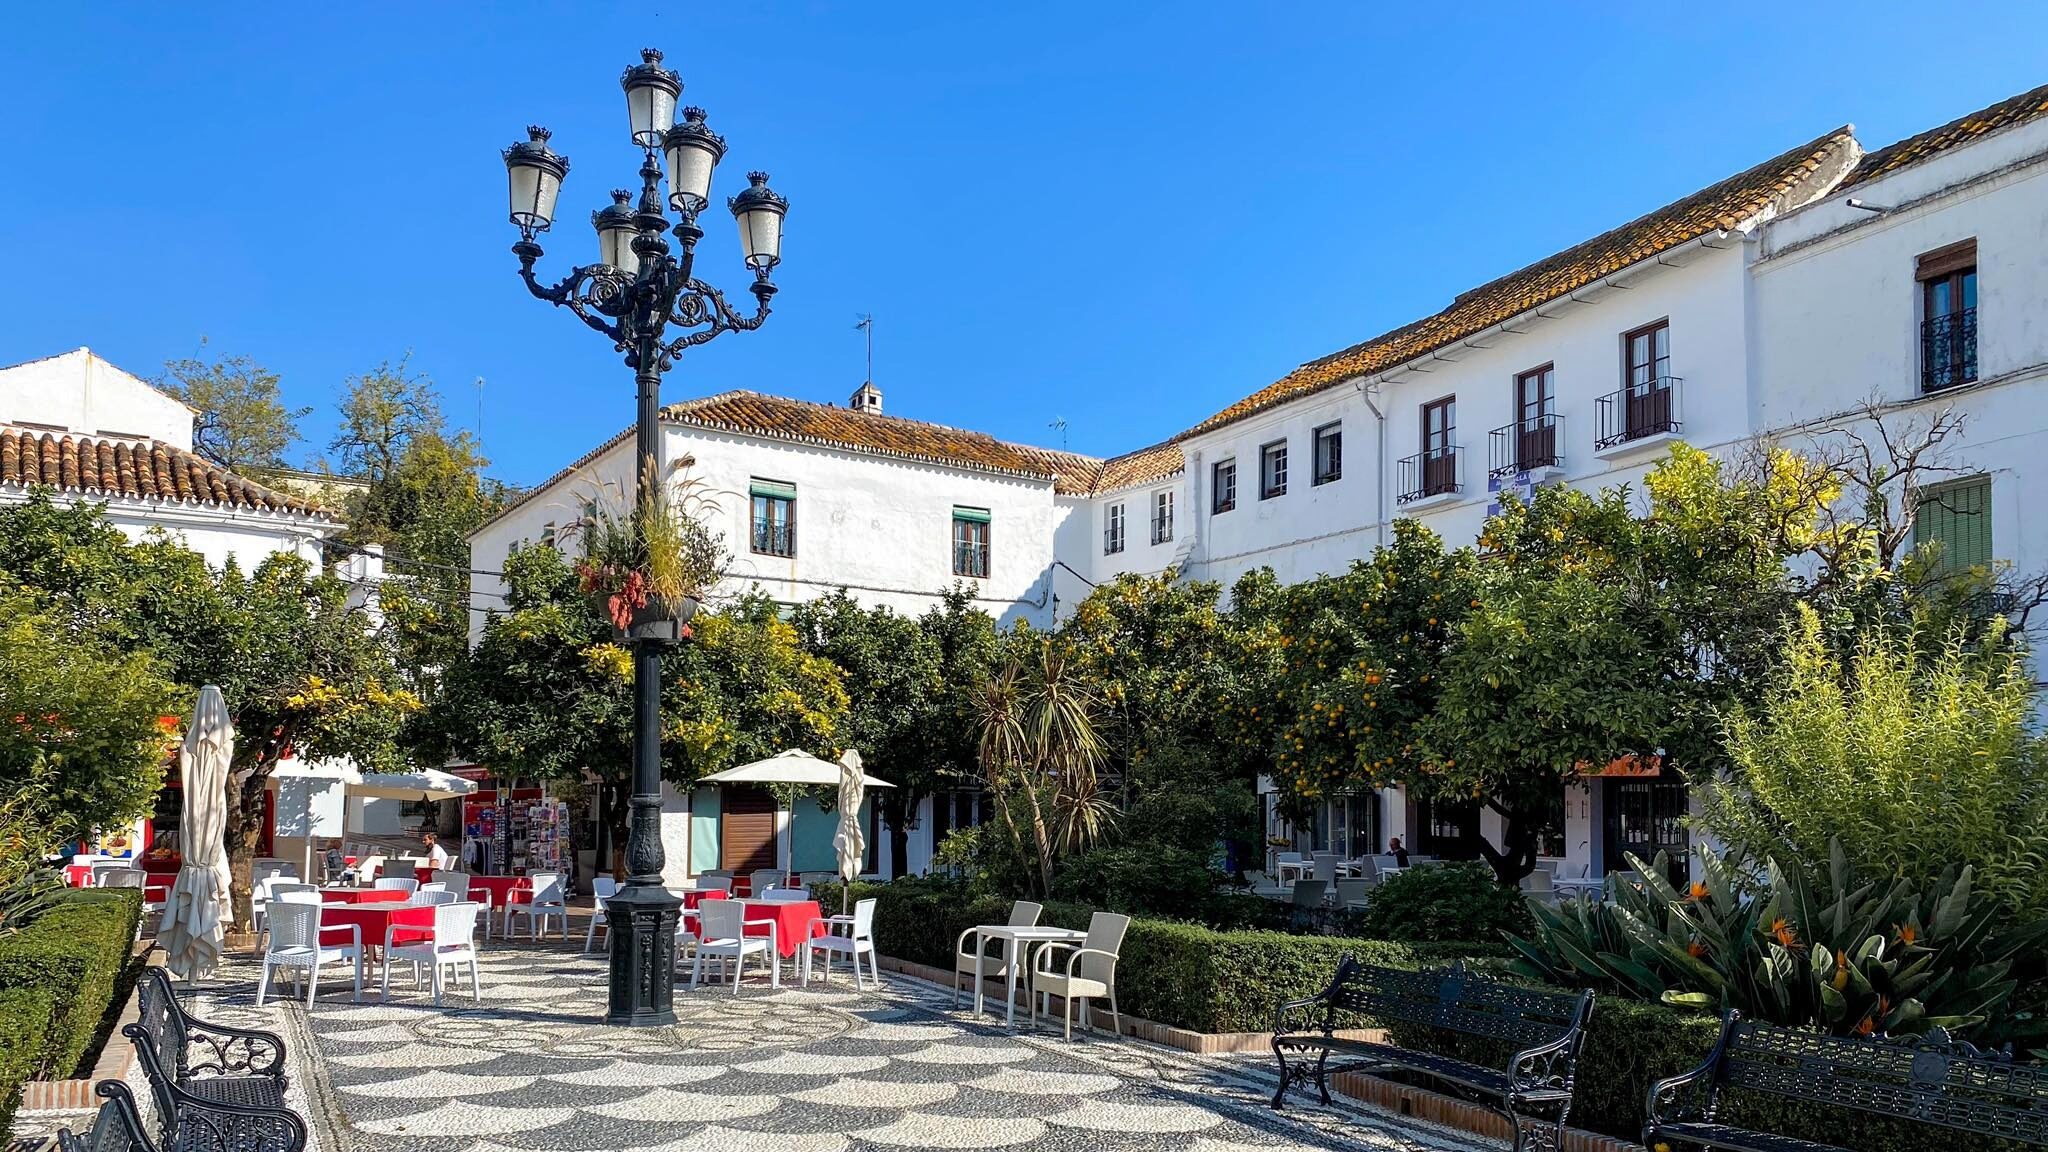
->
0;348;196;449
471;423;1064;639
0;489;330;571
1754;115;2048;647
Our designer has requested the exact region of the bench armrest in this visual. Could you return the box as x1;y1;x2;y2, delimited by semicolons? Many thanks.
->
1645;1011;1738;1135
1272;955;1360;1037
179;1017;288;1080
1508;1031;1580;1100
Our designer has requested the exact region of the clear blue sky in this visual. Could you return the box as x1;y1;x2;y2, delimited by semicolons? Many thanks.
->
4;4;2044;486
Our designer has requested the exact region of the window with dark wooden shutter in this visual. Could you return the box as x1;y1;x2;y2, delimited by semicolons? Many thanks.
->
719;786;780;873
1914;475;1992;578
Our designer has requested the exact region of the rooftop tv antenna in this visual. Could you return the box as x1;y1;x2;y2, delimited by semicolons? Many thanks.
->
853;314;874;383
1049;415;1068;450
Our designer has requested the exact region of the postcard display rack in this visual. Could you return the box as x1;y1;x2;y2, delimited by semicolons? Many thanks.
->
460;783;569;883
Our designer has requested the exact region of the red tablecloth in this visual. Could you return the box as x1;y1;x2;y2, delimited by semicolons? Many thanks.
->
737;898;826;959
63;865;93;887
415;867;436;885
680;889;729;910
464;875;531;909
321;903;434;951
320;888;410;904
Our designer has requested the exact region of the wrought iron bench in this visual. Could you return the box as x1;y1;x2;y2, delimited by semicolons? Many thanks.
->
57;1081;159;1152
1646;1011;2048;1151
1271;957;1594;1152
132;967;288;1108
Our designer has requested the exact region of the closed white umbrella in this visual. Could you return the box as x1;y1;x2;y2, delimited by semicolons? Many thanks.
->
160;686;233;983
833;750;868;913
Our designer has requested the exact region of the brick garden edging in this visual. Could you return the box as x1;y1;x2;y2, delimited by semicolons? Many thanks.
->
876;953;1646;1152
16;942;160;1118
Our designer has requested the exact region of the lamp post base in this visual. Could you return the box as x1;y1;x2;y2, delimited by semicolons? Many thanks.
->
603;882;683;1027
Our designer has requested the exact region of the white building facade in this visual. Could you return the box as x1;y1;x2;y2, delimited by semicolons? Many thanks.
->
473;82;2048;886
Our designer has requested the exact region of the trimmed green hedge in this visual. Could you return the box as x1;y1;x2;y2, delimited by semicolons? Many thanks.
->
821;880;1409;1034
0;984;56;1131
0;886;142;1124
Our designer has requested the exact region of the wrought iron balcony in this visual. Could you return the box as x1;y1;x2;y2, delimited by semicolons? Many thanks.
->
1396;445;1461;504
1594;377;1683;451
1487;412;1564;479
1922;307;1977;392
751;519;795;557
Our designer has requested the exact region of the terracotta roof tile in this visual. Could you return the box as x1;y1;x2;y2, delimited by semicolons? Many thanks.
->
1092;441;1184;495
1844;81;2048;188
0;427;331;519
1179;126;1859;439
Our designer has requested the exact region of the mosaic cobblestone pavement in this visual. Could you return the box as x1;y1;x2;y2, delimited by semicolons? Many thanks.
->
179;941;1496;1152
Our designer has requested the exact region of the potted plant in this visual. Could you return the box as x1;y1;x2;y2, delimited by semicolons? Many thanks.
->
569;457;725;642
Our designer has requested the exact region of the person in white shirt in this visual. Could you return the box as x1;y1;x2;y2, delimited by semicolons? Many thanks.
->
421;831;453;870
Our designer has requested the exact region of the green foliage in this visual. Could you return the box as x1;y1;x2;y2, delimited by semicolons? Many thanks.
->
1510;840;2048;1046
1704;605;2048;917
566;463;724;625
0;886;142;1108
157;347;308;471
973;638;1111;895
0;983;56;1130
0;592;177;845
1354;861;1532;944
0;493;416;927
1050;843;1222;919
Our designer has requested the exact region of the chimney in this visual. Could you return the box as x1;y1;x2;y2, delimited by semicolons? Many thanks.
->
849;381;883;415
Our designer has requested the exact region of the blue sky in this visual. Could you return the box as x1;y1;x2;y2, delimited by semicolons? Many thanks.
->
4;4;2044;486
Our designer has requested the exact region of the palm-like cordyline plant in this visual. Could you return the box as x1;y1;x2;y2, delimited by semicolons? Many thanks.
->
973;639;1112;894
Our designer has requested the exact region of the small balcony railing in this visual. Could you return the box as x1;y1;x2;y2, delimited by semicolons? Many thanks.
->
1595;376;1683;451
1922;307;1977;392
1396;445;1460;504
751;520;794;557
1487;412;1564;479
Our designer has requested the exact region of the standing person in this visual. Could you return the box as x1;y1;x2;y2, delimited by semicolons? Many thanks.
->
421;830;453;871
1387;836;1410;868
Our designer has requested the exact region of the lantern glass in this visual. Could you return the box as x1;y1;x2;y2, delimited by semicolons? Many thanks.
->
621;49;681;148
599;222;638;276
504;128;568;232
662;108;725;213
729;172;787;272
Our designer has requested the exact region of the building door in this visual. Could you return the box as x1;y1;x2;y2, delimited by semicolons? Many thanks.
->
1623;321;1672;439
1602;779;1687;884
1421;396;1457;495
1415;798;1480;860
719;786;778;874
1514;365;1557;469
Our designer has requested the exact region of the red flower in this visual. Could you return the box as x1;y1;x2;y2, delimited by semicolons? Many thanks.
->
156;715;181;734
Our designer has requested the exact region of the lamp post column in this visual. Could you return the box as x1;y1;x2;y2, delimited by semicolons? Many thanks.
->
605;335;684;1027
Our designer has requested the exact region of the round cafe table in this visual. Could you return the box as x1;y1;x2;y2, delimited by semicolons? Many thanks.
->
320;901;434;971
737;898;827;959
321;888;410;904
464;875;531;911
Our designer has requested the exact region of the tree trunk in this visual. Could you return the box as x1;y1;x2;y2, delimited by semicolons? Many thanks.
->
1476;800;1541;886
1018;776;1056;896
224;753;279;931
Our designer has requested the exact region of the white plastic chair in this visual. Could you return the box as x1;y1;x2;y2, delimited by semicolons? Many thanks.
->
382;901;482;1006
690;899;775;992
373;877;418;895
254;880;316;951
748;869;784;897
416;889;459;906
430;870;471;899
252;858;298;885
803;898;878;990
1522;867;1557;902
89;861;132;886
98;867;145;890
1333;877;1372;909
1031;911;1129;1041
583;876;620;954
760;885;811;902
954;899;1042;1005
504;872;567;939
1275;851;1306;882
255;901;360;1007
694;874;734;894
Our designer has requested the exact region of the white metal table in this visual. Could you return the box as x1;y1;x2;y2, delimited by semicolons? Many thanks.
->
970;924;1087;1027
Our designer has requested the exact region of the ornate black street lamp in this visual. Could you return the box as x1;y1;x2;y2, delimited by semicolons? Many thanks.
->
501;48;787;1027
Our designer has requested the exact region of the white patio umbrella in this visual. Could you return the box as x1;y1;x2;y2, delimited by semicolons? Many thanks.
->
159;686;234;983
832;750;868;913
349;765;475;801
699;750;892;887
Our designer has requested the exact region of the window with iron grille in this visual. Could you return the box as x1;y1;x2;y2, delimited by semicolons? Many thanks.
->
749;480;796;557
952;508;991;578
1313;423;1341;485
1151;490;1173;545
1913;475;1992;578
1103;502;1125;555
1918;240;1977;393
1260;440;1288;499
1212;459;1236;513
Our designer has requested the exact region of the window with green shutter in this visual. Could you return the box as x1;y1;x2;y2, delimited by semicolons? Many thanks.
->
1914;475;1992;577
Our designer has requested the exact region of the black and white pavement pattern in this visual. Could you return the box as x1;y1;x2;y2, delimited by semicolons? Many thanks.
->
182;943;1497;1152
